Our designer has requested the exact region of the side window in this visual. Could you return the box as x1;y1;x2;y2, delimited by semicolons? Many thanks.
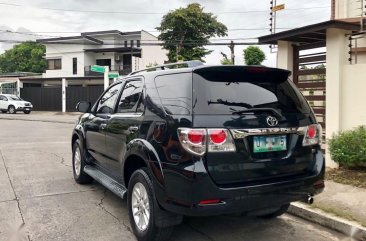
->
96;83;122;114
117;80;144;113
154;73;192;115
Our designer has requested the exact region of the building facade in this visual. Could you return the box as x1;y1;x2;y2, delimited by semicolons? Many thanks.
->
38;30;167;79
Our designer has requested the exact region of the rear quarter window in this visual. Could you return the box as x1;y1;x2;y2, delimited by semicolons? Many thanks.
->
154;73;192;115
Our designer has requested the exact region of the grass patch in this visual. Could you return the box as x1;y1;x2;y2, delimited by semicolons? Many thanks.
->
326;167;366;189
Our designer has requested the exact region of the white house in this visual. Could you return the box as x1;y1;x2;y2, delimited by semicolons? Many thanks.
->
38;30;167;80
17;30;167;112
258;0;366;167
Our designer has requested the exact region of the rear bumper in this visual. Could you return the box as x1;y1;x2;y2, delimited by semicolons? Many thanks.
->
154;150;325;216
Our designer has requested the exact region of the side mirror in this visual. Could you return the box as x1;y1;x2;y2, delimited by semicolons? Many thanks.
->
76;101;91;113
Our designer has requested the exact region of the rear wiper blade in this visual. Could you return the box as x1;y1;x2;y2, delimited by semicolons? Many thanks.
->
232;108;284;119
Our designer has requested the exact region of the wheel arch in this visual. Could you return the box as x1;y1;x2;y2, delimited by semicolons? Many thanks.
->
71;124;86;147
123;139;165;188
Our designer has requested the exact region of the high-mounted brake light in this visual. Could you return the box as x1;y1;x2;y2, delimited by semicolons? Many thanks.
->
246;67;267;73
303;124;322;146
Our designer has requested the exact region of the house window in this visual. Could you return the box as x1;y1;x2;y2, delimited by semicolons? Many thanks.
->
47;59;62;70
137;40;141;47
124;41;127;48
130;40;134;47
73;58;77;75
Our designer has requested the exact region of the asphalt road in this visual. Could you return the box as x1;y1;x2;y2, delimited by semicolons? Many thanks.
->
0;115;354;241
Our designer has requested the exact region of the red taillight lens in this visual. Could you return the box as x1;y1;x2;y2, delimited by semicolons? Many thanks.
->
302;124;321;146
198;199;221;205
188;130;205;144
307;125;317;138
209;129;227;144
247;67;267;73
177;128;236;156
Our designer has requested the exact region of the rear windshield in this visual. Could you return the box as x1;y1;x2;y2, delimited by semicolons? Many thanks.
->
193;67;311;115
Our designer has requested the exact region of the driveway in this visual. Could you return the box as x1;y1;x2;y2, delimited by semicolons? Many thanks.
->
0;114;350;241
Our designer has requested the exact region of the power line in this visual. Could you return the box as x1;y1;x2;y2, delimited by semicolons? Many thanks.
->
0;39;259;46
0;2;330;15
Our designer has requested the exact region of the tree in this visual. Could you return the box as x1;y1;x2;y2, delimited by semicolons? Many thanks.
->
157;3;228;62
221;58;233;65
0;41;46;73
243;46;266;65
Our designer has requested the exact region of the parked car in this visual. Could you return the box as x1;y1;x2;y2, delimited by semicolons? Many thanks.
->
71;61;325;241
0;94;33;114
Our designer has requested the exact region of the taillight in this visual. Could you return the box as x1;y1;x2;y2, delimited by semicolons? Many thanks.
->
303;124;322;146
187;130;205;144
177;128;206;156
209;129;227;144
177;128;236;156
208;129;236;152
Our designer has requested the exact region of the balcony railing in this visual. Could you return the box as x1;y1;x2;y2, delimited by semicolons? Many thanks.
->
84;65;132;77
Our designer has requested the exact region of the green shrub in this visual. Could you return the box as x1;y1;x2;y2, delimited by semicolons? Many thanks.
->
328;126;366;168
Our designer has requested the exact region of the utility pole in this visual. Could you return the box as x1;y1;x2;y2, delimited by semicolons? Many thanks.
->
229;41;235;64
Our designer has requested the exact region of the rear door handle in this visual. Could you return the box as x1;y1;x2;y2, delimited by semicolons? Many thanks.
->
128;126;139;133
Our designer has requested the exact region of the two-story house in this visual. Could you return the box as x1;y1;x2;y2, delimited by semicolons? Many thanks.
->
18;30;167;112
38;30;167;79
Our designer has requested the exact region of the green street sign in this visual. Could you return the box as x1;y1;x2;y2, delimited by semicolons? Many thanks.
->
91;65;106;73
108;72;119;78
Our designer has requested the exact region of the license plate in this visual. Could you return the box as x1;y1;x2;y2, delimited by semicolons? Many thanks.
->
253;135;287;153
25;108;30;111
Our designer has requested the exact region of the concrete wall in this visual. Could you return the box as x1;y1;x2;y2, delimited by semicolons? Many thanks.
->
277;41;294;80
341;64;366;129
335;0;363;19
140;30;168;68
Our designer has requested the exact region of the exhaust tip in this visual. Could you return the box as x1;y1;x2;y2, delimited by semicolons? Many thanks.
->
307;195;314;205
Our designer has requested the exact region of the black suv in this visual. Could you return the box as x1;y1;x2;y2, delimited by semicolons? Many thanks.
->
72;61;324;241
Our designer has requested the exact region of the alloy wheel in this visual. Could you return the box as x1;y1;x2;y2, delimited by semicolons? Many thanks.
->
73;146;81;176
131;182;150;231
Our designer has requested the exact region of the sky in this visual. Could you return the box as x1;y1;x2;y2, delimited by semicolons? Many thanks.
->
0;0;331;67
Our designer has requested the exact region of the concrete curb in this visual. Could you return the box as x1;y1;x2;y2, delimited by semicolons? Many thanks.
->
0;116;76;124
289;202;366;240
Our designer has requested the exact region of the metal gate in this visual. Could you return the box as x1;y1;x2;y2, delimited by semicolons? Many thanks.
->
20;87;62;111
66;86;104;112
293;44;326;149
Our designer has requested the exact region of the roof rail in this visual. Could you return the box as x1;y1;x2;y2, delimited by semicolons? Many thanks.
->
128;60;204;76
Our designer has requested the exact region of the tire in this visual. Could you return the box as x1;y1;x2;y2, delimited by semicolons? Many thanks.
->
1;110;6;113
8;105;16;114
23;110;31;114
128;169;173;241
72;139;93;184
258;203;290;219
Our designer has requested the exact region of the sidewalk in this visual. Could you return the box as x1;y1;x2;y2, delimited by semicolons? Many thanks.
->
289;180;366;240
0;111;80;124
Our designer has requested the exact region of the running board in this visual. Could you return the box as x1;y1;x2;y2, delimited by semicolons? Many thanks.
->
84;165;127;199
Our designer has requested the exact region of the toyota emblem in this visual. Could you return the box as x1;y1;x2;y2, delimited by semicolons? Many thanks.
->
266;116;278;127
